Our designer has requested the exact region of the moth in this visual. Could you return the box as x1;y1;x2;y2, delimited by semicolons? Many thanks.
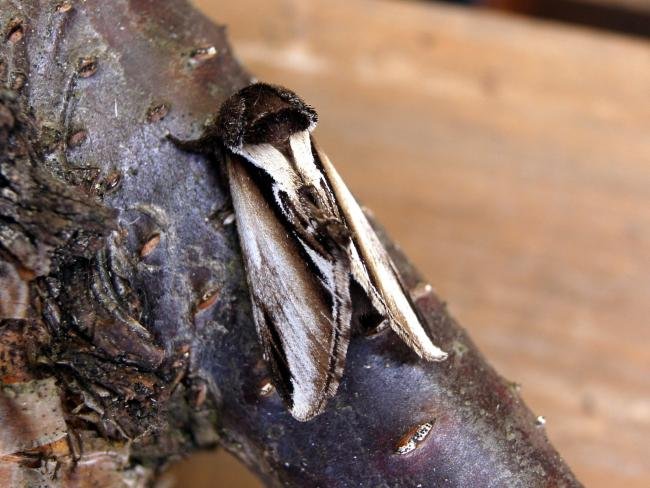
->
170;83;447;421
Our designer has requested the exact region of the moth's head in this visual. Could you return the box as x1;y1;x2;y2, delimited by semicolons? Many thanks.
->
217;82;318;153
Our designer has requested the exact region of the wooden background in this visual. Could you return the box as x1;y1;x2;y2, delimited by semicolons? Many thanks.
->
167;1;650;486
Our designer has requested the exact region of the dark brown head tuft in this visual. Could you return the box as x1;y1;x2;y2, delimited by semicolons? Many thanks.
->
217;83;318;152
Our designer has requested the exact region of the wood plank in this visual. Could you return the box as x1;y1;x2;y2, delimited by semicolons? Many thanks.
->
175;1;650;486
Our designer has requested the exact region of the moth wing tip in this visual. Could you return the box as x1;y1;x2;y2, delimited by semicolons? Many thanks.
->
411;336;447;362
421;345;448;362
289;380;341;422
392;320;448;362
429;350;449;362
289;403;323;422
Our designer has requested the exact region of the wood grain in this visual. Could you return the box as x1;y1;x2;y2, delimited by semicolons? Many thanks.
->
172;1;650;486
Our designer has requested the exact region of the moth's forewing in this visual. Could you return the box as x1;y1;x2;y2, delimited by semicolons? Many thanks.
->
227;153;351;421
313;142;448;362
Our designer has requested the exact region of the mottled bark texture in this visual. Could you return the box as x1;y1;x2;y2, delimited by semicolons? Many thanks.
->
0;1;581;486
